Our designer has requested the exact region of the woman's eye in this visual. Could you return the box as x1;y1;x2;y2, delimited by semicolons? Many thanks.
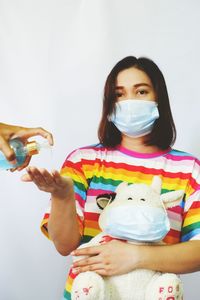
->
115;93;123;98
137;90;148;95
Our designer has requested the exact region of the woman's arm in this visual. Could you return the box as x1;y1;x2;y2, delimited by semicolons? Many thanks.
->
137;240;200;274
48;192;81;256
22;167;81;256
72;240;200;275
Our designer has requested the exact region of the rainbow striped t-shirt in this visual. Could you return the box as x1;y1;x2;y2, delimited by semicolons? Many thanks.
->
41;144;200;300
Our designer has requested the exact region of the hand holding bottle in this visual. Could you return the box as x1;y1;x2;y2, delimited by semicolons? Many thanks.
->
0;123;53;170
21;167;74;200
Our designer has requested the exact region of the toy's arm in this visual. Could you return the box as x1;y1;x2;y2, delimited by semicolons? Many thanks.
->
137;240;200;274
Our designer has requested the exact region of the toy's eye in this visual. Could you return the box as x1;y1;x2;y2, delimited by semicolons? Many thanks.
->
140;198;146;201
128;197;133;200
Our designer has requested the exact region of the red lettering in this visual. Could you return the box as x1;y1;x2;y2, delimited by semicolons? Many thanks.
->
168;286;173;293
159;287;164;293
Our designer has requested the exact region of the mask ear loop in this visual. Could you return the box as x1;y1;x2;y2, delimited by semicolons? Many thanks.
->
159;194;171;234
160;194;168;215
107;197;112;205
107;101;120;122
96;193;116;210
107;193;116;205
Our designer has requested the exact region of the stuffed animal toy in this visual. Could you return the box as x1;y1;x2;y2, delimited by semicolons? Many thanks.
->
71;176;184;300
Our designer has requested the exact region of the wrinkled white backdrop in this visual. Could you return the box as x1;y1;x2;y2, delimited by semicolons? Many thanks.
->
0;0;200;299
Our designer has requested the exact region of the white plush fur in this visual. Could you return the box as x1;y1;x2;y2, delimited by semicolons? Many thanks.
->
71;176;184;300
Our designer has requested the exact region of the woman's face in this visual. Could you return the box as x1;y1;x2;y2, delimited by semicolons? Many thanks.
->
115;67;156;102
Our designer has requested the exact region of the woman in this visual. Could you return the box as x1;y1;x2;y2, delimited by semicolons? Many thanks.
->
22;56;200;299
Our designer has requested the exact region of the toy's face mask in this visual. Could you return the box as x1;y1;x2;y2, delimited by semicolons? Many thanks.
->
104;205;170;242
97;177;184;243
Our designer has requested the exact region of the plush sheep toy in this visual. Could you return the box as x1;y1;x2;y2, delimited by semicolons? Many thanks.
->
71;176;184;300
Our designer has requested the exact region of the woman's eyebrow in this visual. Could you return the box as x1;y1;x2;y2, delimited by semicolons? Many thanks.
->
115;86;124;90
115;83;151;89
134;83;151;88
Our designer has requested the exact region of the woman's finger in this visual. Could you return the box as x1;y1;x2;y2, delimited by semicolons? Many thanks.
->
26;167;47;187
52;170;68;187
0;136;16;162
14;127;54;146
40;168;55;185
71;245;102;257
94;269;108;276
72;264;105;274
21;173;33;182
15;156;31;171
73;255;102;268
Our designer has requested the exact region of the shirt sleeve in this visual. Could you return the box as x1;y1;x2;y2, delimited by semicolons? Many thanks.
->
40;148;88;239
181;158;200;242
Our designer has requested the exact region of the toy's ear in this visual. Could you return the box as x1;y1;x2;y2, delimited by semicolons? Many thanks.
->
96;193;116;210
115;182;129;194
161;190;184;208
151;176;162;194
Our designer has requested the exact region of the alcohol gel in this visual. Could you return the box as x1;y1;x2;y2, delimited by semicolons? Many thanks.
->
0;138;51;170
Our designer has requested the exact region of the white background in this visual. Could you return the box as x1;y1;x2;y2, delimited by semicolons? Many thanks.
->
0;0;200;299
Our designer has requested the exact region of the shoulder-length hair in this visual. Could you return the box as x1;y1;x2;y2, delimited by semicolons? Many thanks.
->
98;56;176;150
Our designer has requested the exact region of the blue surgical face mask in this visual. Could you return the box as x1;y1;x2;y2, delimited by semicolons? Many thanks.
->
108;99;159;138
103;205;170;242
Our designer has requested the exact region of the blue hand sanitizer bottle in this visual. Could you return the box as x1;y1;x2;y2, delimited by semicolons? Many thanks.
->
0;138;50;170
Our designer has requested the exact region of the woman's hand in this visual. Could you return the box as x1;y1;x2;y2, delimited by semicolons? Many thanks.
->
21;167;74;199
0;123;53;170
71;240;140;276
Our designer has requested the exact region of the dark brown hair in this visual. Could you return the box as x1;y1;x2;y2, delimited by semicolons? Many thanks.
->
98;56;176;150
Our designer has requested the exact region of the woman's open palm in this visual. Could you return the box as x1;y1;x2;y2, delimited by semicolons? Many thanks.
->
21;167;74;199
